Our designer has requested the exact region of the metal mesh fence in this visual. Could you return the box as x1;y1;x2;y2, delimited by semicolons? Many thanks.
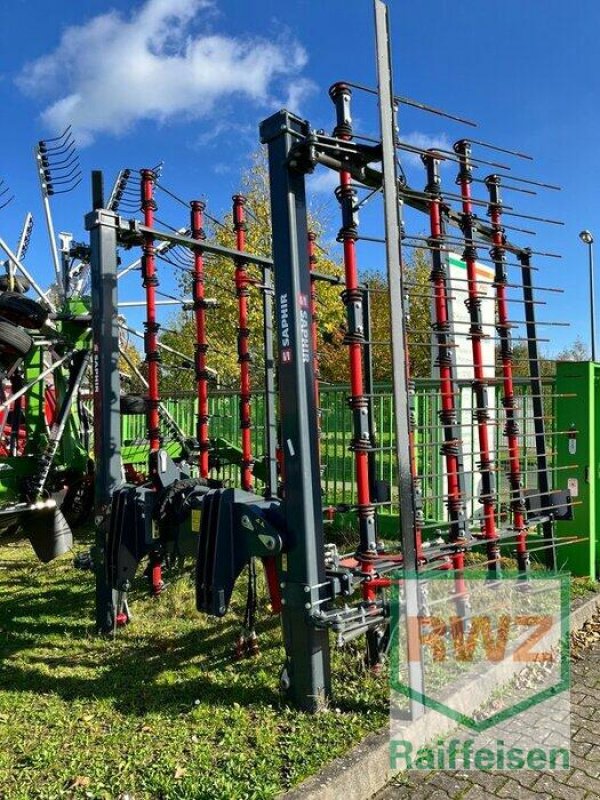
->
119;378;555;527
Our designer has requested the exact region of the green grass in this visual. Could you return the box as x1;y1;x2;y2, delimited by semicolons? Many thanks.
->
571;575;600;599
1;530;597;800
0;536;388;800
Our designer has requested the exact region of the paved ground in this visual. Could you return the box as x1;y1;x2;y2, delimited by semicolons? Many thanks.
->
377;625;600;799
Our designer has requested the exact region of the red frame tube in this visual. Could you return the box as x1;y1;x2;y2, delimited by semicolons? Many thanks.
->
455;147;499;573
232;195;253;491
488;185;527;568
140;169;161;457
191;200;210;479
426;178;465;590
141;169;163;596
307;232;321;450
336;148;376;601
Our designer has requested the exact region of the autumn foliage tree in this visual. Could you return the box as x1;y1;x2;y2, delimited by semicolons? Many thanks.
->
159;154;345;392
158;153;434;391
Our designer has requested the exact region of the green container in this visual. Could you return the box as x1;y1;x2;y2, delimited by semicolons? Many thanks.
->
555;361;600;578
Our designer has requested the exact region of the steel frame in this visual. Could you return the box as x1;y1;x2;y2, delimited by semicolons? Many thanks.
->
82;0;565;716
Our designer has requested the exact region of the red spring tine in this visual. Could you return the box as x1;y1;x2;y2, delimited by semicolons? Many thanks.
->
454;142;500;575
330;82;380;599
308;231;322;457
140;169;161;457
423;151;468;605
233;194;253;492
486;176;528;572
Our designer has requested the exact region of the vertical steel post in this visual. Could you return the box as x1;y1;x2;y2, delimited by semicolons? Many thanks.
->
330;82;377;602
519;249;556;570
486;176;528;573
260;109;331;711
454;140;500;579
140;169;161;460
233;195;254;491
191;200;210;479
86;171;122;632
374;0;424;718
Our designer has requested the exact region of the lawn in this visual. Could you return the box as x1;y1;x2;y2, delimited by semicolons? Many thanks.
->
1;531;596;800
0;534;388;800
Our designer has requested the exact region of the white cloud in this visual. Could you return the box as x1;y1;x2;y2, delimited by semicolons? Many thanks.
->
195;121;254;148
283;77;317;115
17;0;309;145
399;131;452;169
307;168;340;195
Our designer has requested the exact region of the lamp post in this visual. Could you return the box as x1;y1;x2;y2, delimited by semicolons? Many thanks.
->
579;229;597;362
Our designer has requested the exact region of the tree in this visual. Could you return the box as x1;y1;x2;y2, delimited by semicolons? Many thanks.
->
499;343;555;379
158;153;434;390
319;248;433;383
159;152;345;392
118;323;146;393
555;337;589;362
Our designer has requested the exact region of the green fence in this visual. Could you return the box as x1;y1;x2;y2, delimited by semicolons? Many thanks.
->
122;379;556;526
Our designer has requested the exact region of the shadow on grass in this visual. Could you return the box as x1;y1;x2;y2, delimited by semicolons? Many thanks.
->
0;553;283;715
0;539;391;723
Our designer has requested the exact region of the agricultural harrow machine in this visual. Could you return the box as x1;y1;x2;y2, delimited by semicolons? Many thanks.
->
2;0;580;716
85;1;576;713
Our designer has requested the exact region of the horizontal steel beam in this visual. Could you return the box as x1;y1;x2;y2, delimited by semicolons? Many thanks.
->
114;217;274;268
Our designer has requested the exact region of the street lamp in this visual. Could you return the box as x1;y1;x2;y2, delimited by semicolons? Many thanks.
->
579;230;597;362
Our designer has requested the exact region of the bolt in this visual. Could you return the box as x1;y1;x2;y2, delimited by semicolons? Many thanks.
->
281;598;286;605
280;582;286;589
304;585;310;593
304;602;311;610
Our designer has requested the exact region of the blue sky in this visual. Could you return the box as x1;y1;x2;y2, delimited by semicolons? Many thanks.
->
0;0;598;352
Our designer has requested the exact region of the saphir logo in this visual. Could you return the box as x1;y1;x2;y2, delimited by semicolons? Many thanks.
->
299;292;310;364
280;293;289;347
279;292;291;364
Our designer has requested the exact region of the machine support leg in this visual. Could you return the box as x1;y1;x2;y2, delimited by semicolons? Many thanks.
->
140;168;163;596
86;171;123;632
261;110;331;712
